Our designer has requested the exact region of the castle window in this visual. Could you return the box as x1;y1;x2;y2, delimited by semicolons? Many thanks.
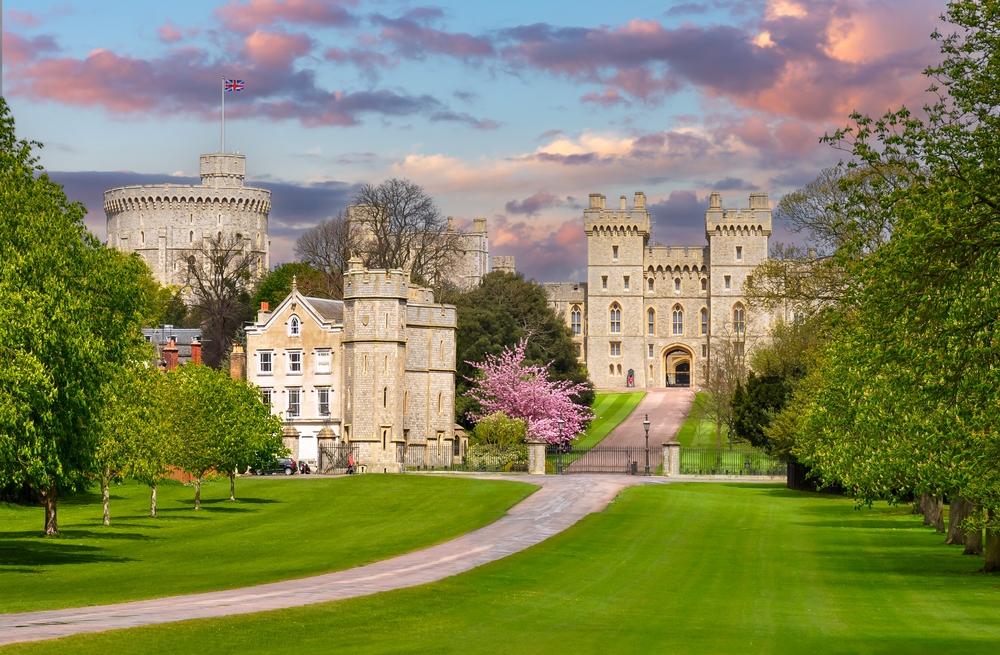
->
617;364;622;375
648;344;654;358
734;342;745;357
725;276;731;290
318;388;330;416
674;278;681;292
613;245;619;260
438;392;444;415
575;344;582;356
610;364;615;375
609;303;621;333
624;276;630;291
702;344;707;357
404;391;409;413
259;351;273;374
288;351;302;374
189;231;194;243
383;387;388;408
701;308;708;335
289;316;301;337
648;278;654;292
140;231;144;244
672;305;684;335
701;278;707;291
736;246;743;260
733;304;746;334
363;355;368;374
647;308;655;335
571;306;582;334
287;389;300;417
610;342;621;357
602;276;608;291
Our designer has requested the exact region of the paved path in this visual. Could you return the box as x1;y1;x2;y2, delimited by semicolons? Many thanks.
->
598;388;697;447
0;475;667;647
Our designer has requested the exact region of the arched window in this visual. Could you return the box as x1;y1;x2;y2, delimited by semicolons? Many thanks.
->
647;308;655;335
648;278;654;292
672;305;684;335
701;308;708;335
187;255;196;273
383;387;388;408
189;231;194;243
404;391;409;413
701;278;707;291
140;231;145;244
571;306;582;334
289;315;301;337
674;278;681;291
733;304;746;334
609;303;621;333
438;392;443;414
609;364;615;375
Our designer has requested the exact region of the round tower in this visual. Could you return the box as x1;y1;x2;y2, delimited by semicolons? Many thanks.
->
103;153;270;289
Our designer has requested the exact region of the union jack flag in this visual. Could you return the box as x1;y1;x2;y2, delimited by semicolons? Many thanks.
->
225;79;244;92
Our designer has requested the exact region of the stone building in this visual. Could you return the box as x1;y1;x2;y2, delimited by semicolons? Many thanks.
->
104;153;270;288
243;260;461;472
543;191;783;390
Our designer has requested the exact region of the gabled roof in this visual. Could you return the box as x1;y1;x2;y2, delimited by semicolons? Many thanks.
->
305;297;344;322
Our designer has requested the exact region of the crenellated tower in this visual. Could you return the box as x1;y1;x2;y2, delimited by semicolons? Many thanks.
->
342;257;408;472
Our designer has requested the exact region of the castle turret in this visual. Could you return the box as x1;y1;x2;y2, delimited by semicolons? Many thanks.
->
342;258;409;472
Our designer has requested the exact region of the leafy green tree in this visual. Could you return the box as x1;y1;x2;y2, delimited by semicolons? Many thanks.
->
214;378;285;501
0;100;150;534
470;413;527;447
443;271;593;426
253;262;328;309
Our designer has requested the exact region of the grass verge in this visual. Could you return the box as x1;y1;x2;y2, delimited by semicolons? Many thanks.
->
13;483;1000;654
575;391;645;450
0;475;533;613
675;391;728;447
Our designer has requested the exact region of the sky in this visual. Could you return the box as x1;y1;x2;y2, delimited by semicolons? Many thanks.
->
4;0;947;282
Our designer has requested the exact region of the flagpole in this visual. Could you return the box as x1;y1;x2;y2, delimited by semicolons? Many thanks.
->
221;76;225;153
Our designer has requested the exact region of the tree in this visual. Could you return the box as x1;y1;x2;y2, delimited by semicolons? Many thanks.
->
253;262;329;308
213;377;285;501
294;211;359;298
470;413;527;447
181;232;256;368
465;340;593;445
93;364;164;525
351;179;462;284
0;99;150;535
443;271;594;426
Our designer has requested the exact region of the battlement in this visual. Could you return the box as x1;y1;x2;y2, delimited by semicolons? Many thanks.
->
644;245;709;272
493;256;516;274
584;191;651;236
343;258;408;300
705;192;772;238
200;153;246;188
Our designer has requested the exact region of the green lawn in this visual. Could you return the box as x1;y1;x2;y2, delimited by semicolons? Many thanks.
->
675;391;728;447
13;483;1000;654
575;391;645;450
0;475;533;613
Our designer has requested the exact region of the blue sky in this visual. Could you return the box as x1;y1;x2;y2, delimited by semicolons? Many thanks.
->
5;0;946;281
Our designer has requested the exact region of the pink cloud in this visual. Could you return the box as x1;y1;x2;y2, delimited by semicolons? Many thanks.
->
214;0;356;32
505;192;558;215
6;10;42;28
241;30;313;69
3;32;61;66
580;89;630;108
372;12;494;60
492;217;588;281
157;24;184;43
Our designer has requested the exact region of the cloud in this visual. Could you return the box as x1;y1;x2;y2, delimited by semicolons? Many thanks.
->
580;89;630;108
647;191;709;245
372;10;494;60
429;111;500;130
214;0;357;32
157;24;184;43
664;3;711;16
703;176;759;191
4;33;61;66
505;192;558;215
491;216;588;281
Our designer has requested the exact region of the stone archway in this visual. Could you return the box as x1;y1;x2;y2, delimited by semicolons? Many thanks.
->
663;346;693;387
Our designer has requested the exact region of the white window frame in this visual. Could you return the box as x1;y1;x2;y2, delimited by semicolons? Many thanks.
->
317;387;330;416
261;388;273;407
288;315;301;337
315;349;332;375
287;350;303;374
259;351;273;375
287;388;301;417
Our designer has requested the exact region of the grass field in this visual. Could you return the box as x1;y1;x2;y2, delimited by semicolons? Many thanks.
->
0;476;533;613
9;483;1000;654
575;391;645;450
675;391;729;447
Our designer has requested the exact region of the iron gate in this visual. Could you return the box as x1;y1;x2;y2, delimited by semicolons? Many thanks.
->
317;443;359;474
547;445;662;475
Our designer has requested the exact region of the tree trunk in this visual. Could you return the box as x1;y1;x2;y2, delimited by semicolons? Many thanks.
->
41;486;58;535
921;493;934;525
932;497;945;533
150;483;157;518
230;472;236;501
194;477;201;510
946;497;968;545
965;502;984;556
985;509;1000;573
913;493;925;515
102;472;111;526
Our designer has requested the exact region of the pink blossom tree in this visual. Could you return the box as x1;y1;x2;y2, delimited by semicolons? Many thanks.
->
465;340;593;445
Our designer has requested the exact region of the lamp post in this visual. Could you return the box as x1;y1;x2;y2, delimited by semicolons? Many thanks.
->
557;418;565;475
643;414;651;476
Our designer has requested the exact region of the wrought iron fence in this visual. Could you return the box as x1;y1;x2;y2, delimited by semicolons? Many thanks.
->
397;443;529;473
317;443;360;474
679;447;784;476
546;444;662;475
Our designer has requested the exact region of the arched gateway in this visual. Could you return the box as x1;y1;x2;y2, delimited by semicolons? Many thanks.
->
663;346;693;387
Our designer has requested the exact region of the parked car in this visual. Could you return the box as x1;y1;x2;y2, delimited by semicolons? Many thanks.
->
255;457;297;476
298;461;312;474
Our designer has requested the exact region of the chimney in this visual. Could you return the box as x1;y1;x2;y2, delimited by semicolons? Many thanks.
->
190;338;202;366
163;338;179;372
258;301;272;324
447;216;454;231
620;195;627;210
473;217;487;233
230;344;247;380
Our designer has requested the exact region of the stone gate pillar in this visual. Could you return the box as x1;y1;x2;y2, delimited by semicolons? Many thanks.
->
662;441;681;477
527;438;547;475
